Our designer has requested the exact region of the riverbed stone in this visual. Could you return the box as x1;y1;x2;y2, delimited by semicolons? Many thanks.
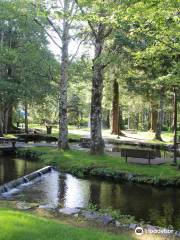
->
97;214;113;225
81;210;100;220
74;213;79;218
127;173;134;180
38;204;55;209
59;208;81;215
115;220;121;227
16;201;38;210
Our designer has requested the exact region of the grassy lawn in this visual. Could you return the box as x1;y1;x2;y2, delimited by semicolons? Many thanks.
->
51;132;81;140
4;134;17;139
0;210;133;240
28;123;82;140
19;147;180;179
12;123;179;144
131;131;176;144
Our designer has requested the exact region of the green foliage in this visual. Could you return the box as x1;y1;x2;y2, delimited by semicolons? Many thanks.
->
122;0;179;90
86;204;137;224
0;0;179;136
99;207;136;224
0;0;59;128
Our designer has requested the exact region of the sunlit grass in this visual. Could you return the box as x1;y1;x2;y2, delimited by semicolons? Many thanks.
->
3;134;17;139
28;124;81;140
21;147;180;179
127;131;174;144
0;209;133;240
25;124;179;144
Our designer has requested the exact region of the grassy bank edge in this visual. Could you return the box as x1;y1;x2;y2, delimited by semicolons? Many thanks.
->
0;209;133;240
16;147;180;187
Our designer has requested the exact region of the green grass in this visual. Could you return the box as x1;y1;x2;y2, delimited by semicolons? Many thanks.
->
147;139;172;145
22;124;180;143
20;147;180;179
50;132;81;140
4;134;17;139
0;210;133;240
28;123;81;140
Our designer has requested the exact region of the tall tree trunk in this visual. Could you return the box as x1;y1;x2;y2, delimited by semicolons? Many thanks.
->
7;104;13;132
25;99;28;134
155;88;164;141
111;79;119;134
58;0;70;150
90;35;105;155
142;111;146;130
150;102;158;132
171;103;175;130
1;104;15;133
106;110;110;129
75;1;113;154
3;106;9;134
119;105;124;131
111;78;125;136
117;105;125;137
135;113;139;130
148;111;151;130
0;109;3;136
173;87;177;165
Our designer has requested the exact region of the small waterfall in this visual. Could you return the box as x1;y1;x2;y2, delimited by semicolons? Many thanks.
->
37;171;43;177
3;186;9;192
23;177;29;183
0;166;53;196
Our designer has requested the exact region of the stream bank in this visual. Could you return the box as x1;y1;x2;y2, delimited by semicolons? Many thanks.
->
16;148;180;187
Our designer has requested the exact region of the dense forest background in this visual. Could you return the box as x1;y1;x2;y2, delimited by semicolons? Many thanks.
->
0;0;179;154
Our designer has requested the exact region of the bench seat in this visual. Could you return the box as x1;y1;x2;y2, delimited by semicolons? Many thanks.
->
121;148;156;165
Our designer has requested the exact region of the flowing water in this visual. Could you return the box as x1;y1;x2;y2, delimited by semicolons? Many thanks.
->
0;155;180;229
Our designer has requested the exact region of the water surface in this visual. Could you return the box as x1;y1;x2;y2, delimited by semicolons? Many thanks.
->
1;155;180;229
0;155;42;185
10;170;180;230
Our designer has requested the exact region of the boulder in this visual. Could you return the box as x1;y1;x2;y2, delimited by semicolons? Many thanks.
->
59;208;81;215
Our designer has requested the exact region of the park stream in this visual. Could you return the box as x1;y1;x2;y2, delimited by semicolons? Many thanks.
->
0;154;180;230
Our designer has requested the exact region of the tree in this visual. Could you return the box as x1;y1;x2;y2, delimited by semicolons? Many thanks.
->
75;0;120;154
0;0;58;134
111;79;119;134
117;0;179;140
57;0;71;149
34;0;88;149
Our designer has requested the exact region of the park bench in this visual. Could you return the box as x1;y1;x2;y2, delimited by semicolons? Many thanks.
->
121;148;156;165
80;137;90;148
0;137;16;148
